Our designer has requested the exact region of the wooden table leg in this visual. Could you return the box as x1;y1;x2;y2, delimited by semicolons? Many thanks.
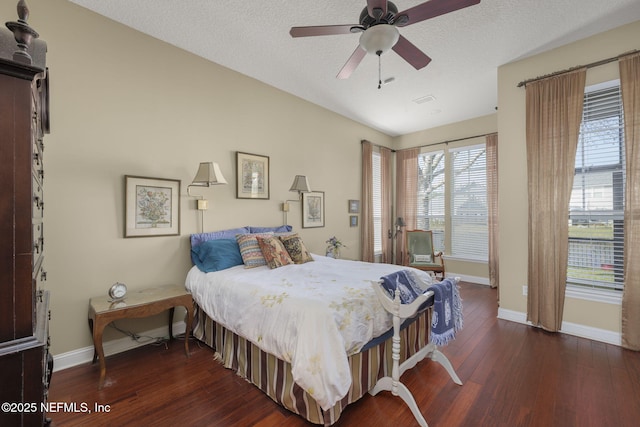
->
184;302;193;358
92;317;107;389
88;317;98;363
168;307;175;340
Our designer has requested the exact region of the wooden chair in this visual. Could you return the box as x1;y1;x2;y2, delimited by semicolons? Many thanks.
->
405;230;445;279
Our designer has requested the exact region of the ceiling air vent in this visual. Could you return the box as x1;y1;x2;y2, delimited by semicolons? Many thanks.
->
412;94;436;104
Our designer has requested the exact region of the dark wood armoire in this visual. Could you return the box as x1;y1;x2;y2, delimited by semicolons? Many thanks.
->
0;1;52;426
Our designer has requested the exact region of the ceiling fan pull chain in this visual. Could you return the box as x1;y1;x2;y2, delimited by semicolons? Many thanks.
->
377;51;382;89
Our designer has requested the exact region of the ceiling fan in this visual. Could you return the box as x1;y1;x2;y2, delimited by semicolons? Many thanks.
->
290;0;481;82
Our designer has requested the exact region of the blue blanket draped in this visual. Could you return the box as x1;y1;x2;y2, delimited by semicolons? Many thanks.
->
380;269;425;304
379;271;463;346
427;277;463;346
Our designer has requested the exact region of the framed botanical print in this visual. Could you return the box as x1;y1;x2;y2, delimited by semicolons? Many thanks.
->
125;176;180;237
236;151;270;199
302;191;324;228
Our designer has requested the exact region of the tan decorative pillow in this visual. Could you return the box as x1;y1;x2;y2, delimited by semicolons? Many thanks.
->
279;233;313;264
257;236;294;269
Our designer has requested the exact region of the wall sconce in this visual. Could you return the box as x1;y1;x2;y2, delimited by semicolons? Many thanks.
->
187;162;227;231
187;162;228;209
282;175;311;225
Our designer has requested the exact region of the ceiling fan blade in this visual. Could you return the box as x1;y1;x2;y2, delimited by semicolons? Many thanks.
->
395;0;480;27
337;46;367;79
367;0;388;18
290;24;358;38
392;35;432;70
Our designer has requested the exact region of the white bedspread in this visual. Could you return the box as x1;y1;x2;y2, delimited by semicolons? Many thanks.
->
185;255;432;410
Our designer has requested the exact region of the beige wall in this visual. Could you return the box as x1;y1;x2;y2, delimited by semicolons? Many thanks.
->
2;0;392;355
497;20;640;333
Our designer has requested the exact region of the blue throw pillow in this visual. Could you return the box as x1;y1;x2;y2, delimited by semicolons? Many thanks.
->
192;239;243;272
190;227;251;248
248;225;292;234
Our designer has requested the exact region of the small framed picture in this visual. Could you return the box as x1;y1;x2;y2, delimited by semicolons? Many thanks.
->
236;151;270;199
125;176;181;238
348;199;360;213
302;191;325;228
350;215;358;227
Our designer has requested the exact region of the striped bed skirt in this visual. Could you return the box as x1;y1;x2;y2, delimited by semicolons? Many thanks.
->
192;304;432;426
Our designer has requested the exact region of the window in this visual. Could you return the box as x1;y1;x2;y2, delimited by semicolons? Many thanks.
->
372;151;382;254
415;145;488;261
567;81;625;291
450;144;488;261
416;150;445;252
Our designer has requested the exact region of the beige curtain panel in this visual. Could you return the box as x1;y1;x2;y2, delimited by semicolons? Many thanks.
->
380;146;393;263
486;133;500;292
395;148;419;265
525;69;586;332
361;141;375;262
620;52;640;351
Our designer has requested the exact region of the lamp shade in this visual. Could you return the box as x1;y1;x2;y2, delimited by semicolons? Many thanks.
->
191;162;227;186
289;175;311;193
359;24;399;55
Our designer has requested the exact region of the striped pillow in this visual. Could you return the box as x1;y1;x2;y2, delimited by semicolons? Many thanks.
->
236;233;273;268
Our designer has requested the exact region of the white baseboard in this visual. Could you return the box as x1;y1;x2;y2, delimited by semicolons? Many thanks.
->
52;321;186;372
497;308;621;346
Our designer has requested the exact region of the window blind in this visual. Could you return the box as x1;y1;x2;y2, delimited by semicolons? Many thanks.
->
372;151;382;254
450;144;488;261
567;82;625;291
416;150;445;252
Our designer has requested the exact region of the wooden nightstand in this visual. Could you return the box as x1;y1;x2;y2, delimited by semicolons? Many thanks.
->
88;284;194;389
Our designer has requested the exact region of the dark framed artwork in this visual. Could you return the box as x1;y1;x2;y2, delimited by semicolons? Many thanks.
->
348;199;360;213
124;175;180;237
350;215;358;227
236;151;270;199
302;191;325;228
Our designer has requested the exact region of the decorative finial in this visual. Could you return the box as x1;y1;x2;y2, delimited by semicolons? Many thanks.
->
17;0;30;22
5;0;39;64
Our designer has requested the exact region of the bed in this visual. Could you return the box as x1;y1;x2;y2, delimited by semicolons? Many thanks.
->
185;227;462;426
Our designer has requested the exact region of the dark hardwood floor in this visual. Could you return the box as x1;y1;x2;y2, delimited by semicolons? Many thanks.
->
48;283;640;426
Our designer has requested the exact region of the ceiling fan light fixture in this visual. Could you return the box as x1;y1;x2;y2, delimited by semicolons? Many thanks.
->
359;24;399;55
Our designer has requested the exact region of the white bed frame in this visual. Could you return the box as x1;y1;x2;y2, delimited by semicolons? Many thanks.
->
370;278;463;427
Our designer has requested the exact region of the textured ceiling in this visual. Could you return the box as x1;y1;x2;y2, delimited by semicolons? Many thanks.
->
69;0;640;137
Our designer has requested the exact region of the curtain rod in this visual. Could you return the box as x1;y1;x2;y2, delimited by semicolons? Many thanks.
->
361;139;395;152
364;132;496;153
397;132;496;152
517;49;639;88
